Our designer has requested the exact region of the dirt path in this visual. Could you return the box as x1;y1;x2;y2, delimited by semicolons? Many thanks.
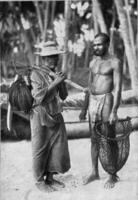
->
1;129;138;200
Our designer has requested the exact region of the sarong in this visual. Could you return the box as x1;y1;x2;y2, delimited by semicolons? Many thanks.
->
30;111;70;182
88;94;106;140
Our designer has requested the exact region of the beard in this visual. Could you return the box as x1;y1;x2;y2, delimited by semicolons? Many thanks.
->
93;49;106;56
93;45;108;57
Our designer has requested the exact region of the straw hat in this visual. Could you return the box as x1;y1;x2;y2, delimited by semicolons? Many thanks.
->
34;41;65;56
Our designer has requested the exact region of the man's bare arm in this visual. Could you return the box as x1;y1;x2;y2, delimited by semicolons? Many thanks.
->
111;59;122;117
79;65;93;120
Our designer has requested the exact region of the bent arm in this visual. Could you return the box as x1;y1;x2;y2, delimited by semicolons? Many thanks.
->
31;71;65;104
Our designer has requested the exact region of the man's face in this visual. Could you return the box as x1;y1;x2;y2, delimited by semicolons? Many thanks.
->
43;55;59;71
93;37;109;56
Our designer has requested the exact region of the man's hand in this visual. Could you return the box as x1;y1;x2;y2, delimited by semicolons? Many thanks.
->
49;71;57;79
49;71;66;80
55;72;66;84
79;110;87;120
109;112;118;124
47;72;67;93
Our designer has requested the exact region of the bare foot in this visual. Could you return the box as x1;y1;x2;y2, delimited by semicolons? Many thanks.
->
104;175;119;189
36;181;57;192
83;174;100;185
46;178;65;189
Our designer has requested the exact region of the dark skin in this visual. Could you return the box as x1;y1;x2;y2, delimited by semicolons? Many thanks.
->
79;35;122;189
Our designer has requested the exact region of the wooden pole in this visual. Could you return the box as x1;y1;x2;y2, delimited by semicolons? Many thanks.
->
109;6;116;55
136;0;138;59
124;0;136;61
92;0;99;35
51;1;56;31
43;1;50;41
94;0;108;34
33;1;43;36
115;0;138;89
84;2;93;69
62;0;70;73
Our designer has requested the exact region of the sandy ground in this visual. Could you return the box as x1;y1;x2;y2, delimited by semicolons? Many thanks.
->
1;96;138;200
1;128;138;200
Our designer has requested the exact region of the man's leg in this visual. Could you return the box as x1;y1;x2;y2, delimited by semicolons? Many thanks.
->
83;122;100;185
31;124;56;192
102;94;119;189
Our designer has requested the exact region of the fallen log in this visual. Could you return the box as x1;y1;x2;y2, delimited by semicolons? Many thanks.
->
62;90;138;108
1;104;138;141
121;89;138;102
1;80;138;140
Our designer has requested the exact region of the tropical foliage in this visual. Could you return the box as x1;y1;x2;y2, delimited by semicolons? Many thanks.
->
0;0;138;89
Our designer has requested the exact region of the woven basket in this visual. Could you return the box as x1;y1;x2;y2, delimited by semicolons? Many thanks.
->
95;117;132;175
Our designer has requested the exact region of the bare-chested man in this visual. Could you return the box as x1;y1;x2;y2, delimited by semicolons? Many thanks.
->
79;33;122;188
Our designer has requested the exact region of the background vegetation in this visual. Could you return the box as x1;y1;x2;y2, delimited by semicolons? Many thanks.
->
0;0;138;90
1;0;138;140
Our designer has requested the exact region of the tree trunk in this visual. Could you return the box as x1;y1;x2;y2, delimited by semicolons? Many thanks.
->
33;1;43;36
124;0;136;61
62;0;70;73
93;0;108;34
114;0;138;90
109;7;116;55
137;0;138;59
43;1;50;41
1;61;8;78
35;37;41;66
84;6;93;69
12;10;34;66
19;22;34;66
51;1;56;33
92;0;99;35
84;41;90;69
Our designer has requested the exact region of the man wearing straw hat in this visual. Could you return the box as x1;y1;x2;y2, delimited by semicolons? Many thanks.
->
79;33;122;189
30;41;70;192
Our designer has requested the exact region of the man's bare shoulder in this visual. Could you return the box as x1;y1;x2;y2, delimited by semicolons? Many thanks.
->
89;56;97;68
109;55;120;63
109;55;121;70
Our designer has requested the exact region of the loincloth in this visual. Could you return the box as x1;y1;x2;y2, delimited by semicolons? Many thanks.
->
88;93;106;124
88;93;107;140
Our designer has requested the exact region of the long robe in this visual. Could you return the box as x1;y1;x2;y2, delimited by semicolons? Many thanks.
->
30;69;70;182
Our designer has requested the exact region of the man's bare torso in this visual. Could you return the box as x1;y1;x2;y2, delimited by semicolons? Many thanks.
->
89;55;118;95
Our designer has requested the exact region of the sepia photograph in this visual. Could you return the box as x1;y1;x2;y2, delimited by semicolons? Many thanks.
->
0;0;138;200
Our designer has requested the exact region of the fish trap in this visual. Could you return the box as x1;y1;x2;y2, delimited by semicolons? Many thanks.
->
95;117;132;175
